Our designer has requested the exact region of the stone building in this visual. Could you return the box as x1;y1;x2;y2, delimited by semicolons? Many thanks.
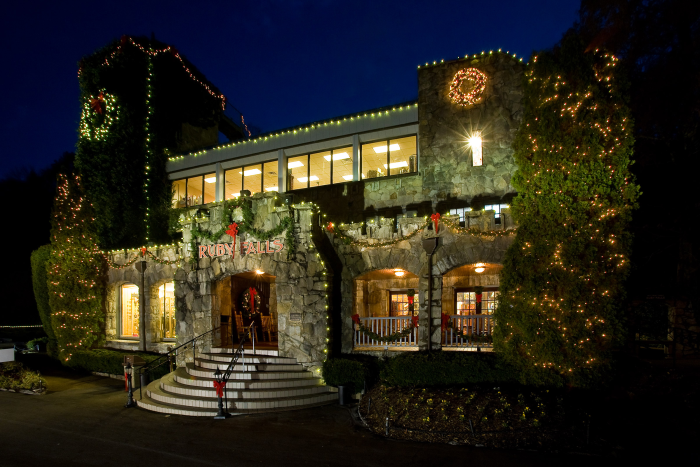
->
104;51;526;414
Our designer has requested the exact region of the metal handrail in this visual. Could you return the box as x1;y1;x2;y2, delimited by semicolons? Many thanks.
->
216;322;256;416
138;321;235;399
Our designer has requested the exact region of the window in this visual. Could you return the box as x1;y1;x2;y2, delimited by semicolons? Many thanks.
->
449;207;472;224
172;179;187;208
203;172;216;204
243;163;262;195
225;167;243;200
120;284;139;338
263;161;278;192
332;145;354;183
484;204;508;219
361;135;417;179
287;155;307;190
390;292;411;317
159;283;175;340
186;176;203;206
455;289;499;315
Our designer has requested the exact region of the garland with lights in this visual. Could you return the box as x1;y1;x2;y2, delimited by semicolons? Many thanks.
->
492;35;640;387
46;174;106;361
441;218;518;237
352;314;418;342
330;220;431;248
449;68;487;106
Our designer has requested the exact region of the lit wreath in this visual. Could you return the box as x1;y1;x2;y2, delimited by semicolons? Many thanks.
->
240;287;262;320
449;68;487;106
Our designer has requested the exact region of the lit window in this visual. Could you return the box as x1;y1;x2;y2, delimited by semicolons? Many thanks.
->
361;135;417;179
309;151;331;187
287;155;307;190
242;164;262;194
469;134;483;166
390;292;411;317
203;172;216;204
263;161;278;192
332;146;353;184
224;167;242;200
159;283;175;340
484;204;509;218
449;207;472;224
186;176;204;206
172;179;187;208
455;289;499;316
120;284;139;338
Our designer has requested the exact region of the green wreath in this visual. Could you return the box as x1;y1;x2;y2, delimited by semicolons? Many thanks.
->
241;287;262;320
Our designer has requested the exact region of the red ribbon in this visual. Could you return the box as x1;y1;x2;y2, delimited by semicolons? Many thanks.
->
441;313;451;331
407;295;414;305
326;222;334;233
249;287;258;305
124;373;128;391
212;380;226;398
351;314;360;325
140;247;147;257
226;223;238;257
476;293;482;304
430;213;441;234
411;316;419;328
90;91;105;115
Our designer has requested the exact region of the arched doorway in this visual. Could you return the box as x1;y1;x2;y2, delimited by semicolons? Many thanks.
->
213;270;277;349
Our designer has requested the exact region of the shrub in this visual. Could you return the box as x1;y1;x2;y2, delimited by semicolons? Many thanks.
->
65;349;171;380
322;358;369;388
30;245;57;356
27;337;49;350
380;351;560;387
0;362;47;392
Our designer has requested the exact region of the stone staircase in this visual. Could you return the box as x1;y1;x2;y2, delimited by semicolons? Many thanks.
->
137;348;336;416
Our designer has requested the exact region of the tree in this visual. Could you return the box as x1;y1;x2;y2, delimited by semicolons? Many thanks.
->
493;33;640;386
30;245;57;356
46;174;106;360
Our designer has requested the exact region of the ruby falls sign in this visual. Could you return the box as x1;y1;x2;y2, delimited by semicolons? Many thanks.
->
197;222;285;259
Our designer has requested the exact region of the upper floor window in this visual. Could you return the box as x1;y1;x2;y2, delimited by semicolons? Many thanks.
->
361;135;417;179
224;160;277;200
287;145;353;190
172;174;215;208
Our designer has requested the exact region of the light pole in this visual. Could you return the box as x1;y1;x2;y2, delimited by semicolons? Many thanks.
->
124;362;136;408
213;366;229;419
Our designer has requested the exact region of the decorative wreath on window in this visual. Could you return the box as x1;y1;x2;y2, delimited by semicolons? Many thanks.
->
449;68;487;106
240;287;262;319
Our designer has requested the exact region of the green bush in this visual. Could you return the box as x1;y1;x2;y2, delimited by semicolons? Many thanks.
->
322;358;368;388
30;245;57;356
0;362;47;392
27;337;49;350
380;351;560;387
65;349;171;380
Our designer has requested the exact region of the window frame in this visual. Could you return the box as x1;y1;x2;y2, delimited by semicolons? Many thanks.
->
360;134;418;180
389;290;413;317
118;283;140;340
454;287;499;316
286;145;353;191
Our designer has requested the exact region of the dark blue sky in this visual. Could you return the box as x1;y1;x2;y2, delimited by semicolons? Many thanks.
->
0;0;580;178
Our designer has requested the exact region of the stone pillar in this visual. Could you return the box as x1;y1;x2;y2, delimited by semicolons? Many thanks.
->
352;134;360;181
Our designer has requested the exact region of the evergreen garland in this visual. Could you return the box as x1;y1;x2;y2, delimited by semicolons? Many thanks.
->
46;174;107;361
493;34;640;387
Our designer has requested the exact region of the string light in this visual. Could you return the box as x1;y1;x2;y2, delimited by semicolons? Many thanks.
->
449;68;487;106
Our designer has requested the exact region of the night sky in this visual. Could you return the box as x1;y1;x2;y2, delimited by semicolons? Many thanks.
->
0;0;580;178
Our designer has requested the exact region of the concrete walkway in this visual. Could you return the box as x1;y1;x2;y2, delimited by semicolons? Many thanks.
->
0;365;624;467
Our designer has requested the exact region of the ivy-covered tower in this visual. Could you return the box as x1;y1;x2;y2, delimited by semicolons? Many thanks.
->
76;36;243;249
493;34;640;386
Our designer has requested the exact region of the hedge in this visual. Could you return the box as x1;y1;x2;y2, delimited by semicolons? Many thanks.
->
322;358;368;388
65;349;172;380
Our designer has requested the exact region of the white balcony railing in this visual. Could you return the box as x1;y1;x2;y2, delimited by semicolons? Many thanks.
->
443;315;494;349
354;316;417;348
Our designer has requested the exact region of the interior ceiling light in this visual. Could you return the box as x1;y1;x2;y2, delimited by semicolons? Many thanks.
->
297;176;319;183
239;169;262;176
265;187;279;192
230;193;241;198
287;161;304;169
342;175;354;181
383;161;409;169
323;152;350;161
204;177;216;183
373;143;400;153
474;262;486;273
394;269;405;277
255;269;264;275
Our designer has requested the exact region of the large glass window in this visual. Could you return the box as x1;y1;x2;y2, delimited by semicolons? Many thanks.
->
203;172;216;204
159;282;175;340
225;168;243;200
263;161;278;192
186;176;203;206
242;164;262;194
361;135;418;179
331;146;354;183
172;179;187;208
455;289;499;315
309;151;331;187
484;203;509;219
120;284;139;338
390;292;411;317
288;155;307;190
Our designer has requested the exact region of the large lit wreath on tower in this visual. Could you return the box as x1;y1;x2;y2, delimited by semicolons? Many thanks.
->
240;287;262;320
449;68;487;106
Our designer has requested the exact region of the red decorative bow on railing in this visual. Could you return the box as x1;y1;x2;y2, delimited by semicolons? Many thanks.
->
326;222;334;233
411;316;419;327
430;213;441;234
407;295;414;305
441;313;451;331
90;91;105;115
212;380;226;398
226;222;238;257
351;314;361;325
140;247;147;257
476;293;482;304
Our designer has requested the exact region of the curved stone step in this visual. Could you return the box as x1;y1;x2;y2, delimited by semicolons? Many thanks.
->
147;377;336;411
211;347;278;356
161;373;329;399
195;358;303;372
186;363;315;381
173;367;323;390
200;352;297;364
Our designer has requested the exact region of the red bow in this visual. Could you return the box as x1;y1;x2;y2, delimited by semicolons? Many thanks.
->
351;314;360;325
249;287;258;303
411;316;419;327
124;373;128;391
441;313;451;331
141;247;147;257
226;222;238;257
430;213;441;234
212;380;226;398
407;295;414;305
326;222;334;233
476;293;482;304
90;91;105;115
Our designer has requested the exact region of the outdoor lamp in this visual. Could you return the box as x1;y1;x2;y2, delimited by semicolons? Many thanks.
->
469;134;483;166
474;263;485;273
124;362;136;408
213;366;228;420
